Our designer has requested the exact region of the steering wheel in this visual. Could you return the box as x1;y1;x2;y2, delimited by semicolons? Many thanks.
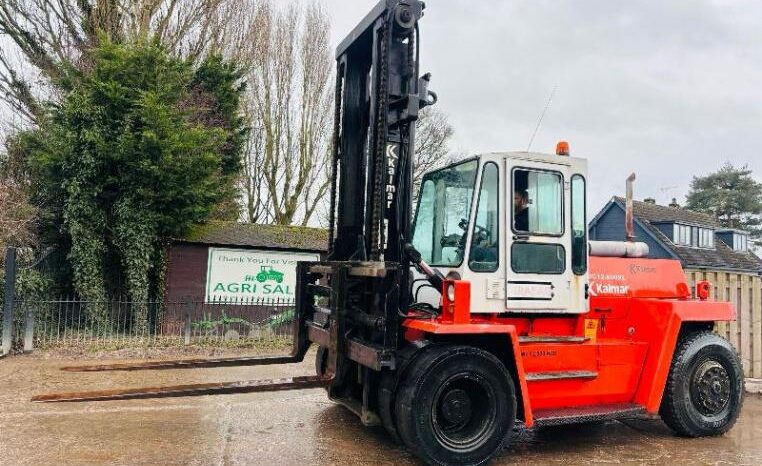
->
473;223;490;236
473;224;492;244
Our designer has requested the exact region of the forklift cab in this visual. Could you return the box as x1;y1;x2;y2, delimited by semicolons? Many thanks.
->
411;148;589;314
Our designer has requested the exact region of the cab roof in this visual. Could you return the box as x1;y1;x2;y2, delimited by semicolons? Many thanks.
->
480;151;586;167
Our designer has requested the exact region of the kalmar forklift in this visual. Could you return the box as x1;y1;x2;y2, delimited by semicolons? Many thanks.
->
34;2;744;465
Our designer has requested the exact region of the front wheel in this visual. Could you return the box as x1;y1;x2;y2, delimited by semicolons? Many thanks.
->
315;345;328;377
660;331;744;437
395;345;516;466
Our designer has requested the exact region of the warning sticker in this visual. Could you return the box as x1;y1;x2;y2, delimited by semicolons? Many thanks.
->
584;319;599;343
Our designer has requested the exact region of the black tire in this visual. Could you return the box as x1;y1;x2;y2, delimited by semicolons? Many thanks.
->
660;331;744;437
378;343;429;444
395;345;516;466
315;345;328;377
378;369;402;443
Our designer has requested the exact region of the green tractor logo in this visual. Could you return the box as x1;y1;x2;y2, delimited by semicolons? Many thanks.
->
256;265;284;284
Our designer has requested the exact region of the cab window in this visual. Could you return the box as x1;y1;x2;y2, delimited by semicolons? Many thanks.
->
411;160;479;266
571;174;587;275
511;243;565;274
513;168;563;235
469;163;499;272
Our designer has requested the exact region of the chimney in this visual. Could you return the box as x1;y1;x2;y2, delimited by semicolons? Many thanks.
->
669;198;680;209
644;197;656;204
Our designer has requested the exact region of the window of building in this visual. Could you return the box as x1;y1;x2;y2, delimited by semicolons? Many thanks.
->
674;224;690;246
734;233;748;252
673;224;714;249
469;163;499;272
513;168;563;235
699;228;714;248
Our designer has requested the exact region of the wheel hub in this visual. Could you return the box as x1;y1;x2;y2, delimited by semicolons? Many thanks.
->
691;360;731;416
432;374;497;451
440;389;472;425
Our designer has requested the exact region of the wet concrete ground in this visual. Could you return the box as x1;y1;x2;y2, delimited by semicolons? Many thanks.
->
2;353;761;466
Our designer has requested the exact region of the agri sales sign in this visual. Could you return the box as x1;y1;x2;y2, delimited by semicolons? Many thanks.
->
205;248;320;303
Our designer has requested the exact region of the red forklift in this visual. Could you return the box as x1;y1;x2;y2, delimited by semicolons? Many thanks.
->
35;2;744;465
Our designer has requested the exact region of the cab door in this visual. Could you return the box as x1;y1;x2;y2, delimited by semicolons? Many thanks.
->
505;158;574;312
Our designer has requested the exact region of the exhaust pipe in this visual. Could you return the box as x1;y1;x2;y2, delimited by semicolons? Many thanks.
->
588;173;649;258
625;173;636;242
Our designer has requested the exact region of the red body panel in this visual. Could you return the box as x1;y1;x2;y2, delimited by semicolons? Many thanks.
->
588;256;692;299
404;257;736;425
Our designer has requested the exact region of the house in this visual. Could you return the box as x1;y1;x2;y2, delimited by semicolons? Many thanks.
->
589;196;762;378
590;197;761;273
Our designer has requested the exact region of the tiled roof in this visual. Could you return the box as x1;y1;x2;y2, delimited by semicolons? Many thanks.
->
611;198;762;273
179;221;329;252
613;196;720;227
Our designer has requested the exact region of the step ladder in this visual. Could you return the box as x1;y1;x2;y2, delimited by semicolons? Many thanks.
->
532;403;646;427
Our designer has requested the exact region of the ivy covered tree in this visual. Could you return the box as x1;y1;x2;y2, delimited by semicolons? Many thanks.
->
22;40;246;330
686;163;762;248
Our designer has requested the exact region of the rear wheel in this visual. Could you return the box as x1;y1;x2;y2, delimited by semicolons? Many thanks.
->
660;331;744;437
395;345;515;466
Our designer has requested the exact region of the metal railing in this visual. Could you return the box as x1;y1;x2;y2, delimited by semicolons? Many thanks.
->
2;295;296;354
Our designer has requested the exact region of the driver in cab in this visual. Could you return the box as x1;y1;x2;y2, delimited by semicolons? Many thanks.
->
514;189;529;231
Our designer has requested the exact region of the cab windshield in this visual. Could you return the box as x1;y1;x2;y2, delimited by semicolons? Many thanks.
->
411;159;479;266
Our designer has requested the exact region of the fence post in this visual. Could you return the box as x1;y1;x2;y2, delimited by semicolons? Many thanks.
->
23;305;35;353
2;247;17;357
184;299;193;346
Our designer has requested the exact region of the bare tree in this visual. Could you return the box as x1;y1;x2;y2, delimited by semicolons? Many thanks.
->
0;138;37;249
241;1;333;226
0;182;36;250
240;125;270;223
0;0;252;124
413;106;456;194
1;0;454;228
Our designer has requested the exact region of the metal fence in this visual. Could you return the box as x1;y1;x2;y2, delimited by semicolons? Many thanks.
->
1;295;295;354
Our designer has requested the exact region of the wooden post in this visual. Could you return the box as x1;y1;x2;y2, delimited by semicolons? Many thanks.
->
740;274;751;376
184;299;193;346
23;306;34;353
729;274;739;351
717;272;728;340
752;275;762;378
2;248;17;356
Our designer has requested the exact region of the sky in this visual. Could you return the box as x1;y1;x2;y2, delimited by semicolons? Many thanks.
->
320;0;762;215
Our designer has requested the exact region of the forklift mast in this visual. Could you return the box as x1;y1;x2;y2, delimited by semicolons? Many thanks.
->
329;0;433;268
